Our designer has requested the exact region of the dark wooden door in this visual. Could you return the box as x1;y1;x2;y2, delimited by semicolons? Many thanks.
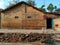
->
46;18;52;29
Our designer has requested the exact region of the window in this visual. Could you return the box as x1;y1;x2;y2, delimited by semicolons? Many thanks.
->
27;16;32;18
15;16;19;19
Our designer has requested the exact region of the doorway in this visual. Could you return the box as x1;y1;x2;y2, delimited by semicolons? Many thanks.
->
46;18;53;29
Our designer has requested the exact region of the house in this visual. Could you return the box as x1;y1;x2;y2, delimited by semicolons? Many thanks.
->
54;16;60;31
0;1;57;29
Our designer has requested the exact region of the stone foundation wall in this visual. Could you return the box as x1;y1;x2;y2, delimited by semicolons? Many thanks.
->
0;33;53;43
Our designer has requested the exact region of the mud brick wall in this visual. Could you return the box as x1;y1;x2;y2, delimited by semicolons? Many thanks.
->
1;3;46;29
0;33;54;43
54;18;60;31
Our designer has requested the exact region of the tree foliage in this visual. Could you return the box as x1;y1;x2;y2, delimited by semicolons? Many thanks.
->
26;0;35;6
8;0;20;7
39;5;46;12
47;3;56;12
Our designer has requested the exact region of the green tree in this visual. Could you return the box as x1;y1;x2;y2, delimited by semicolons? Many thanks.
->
39;5;46;12
54;6;57;9
26;0;35;6
47;3;55;12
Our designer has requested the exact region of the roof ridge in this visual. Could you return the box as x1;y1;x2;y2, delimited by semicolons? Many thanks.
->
1;1;60;15
1;1;45;12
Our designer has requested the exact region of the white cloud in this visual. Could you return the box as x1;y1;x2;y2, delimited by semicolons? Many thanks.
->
0;2;4;9
0;2;4;5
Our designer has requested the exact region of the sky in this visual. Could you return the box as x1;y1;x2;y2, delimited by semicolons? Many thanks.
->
0;0;60;9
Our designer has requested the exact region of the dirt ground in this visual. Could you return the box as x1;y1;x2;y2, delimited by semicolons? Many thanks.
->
0;42;45;45
0;43;32;45
0;29;55;34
